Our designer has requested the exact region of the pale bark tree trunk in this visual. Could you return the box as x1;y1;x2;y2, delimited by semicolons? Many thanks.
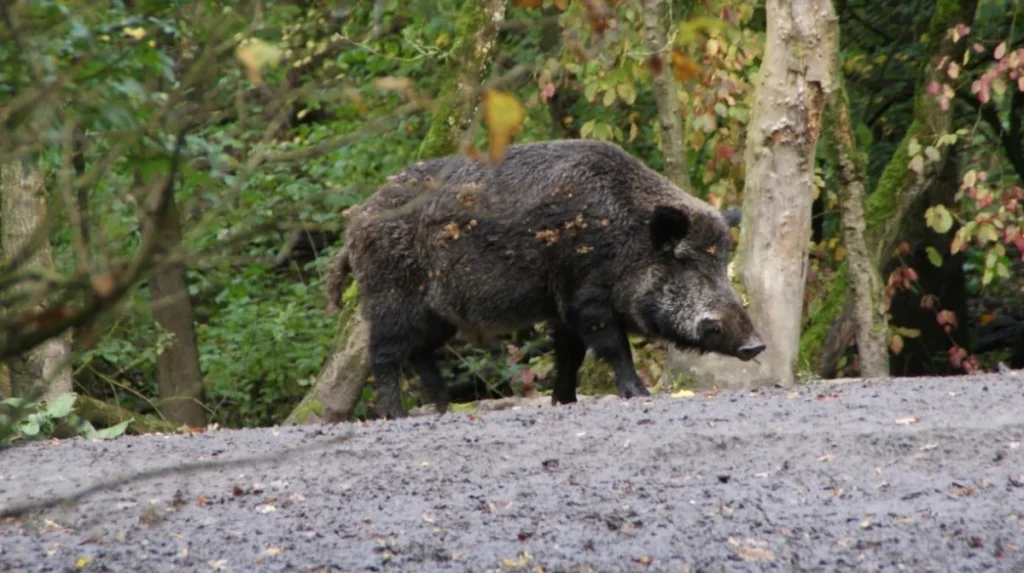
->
642;0;688;188
800;0;979;376
288;0;507;424
1;159;74;402
826;83;889;378
732;0;836;386
137;171;207;427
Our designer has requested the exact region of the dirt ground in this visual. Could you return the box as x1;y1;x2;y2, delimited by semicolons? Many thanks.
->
1;373;1023;573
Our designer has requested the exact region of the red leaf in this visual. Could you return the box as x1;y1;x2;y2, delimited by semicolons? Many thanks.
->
937;310;958;329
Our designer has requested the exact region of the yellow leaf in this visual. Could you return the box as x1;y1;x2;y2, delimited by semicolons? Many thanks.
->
616;83;637;105
76;556;93;569
670;49;701;81
833;246;847;262
670;389;695;398
236;38;284;86
373;76;412;91
123;27;146;39
483;89;525;162
602;88;616;107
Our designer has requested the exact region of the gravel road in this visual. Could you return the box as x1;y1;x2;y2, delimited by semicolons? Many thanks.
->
2;373;1024;573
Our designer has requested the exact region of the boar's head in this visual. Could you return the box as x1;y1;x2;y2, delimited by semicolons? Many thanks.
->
635;205;765;362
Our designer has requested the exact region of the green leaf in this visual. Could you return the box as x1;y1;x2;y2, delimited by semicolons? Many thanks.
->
924;146;941;162
907;138;922;156
583;82;598;102
580;119;595;138
924;205;953;233
979;223;999;244
892;326;922;339
20;418;40;437
925;246;944;267
46;393;77;419
94;420;132;440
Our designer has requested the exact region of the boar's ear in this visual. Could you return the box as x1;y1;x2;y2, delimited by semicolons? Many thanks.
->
649;206;690;251
722;207;742;228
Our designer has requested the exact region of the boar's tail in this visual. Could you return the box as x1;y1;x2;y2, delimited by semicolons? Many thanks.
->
325;247;352;314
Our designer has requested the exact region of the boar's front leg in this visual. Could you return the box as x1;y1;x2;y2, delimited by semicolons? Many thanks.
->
551;325;586;405
572;309;650;400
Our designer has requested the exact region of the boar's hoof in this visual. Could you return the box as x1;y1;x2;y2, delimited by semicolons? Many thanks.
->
736;341;767;361
618;381;651;399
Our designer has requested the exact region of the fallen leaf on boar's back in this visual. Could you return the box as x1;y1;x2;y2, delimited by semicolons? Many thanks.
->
483;90;525;162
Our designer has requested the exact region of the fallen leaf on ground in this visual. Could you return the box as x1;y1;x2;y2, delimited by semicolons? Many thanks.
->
786;391;800;399
951;483;975;497
728;537;775;562
264;547;285;556
670;389;695;398
819;453;837;462
816;393;839;401
895;416;920;426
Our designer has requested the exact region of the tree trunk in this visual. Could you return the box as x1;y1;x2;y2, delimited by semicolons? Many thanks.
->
1;158;74;403
800;0;979;376
284;283;369;425
138;172;207;427
645;0;733;389
826;84;889;378
731;0;836;387
642;0;688;189
417;0;507;159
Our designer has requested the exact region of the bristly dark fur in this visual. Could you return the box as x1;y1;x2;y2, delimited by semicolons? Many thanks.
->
327;139;764;419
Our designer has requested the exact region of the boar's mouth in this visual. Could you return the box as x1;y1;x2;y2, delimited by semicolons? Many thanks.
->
656;327;765;362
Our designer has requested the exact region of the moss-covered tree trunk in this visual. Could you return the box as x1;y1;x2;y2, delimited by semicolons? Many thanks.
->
284;283;369;425
730;0;836;387
417;0;507;159
1;158;74;403
800;0;979;376
826;87;889;377
642;0;688;189
287;0;507;425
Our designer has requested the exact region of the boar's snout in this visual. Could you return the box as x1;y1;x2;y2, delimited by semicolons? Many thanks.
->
735;335;766;361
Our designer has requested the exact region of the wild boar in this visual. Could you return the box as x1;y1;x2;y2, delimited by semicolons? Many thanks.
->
326;139;765;419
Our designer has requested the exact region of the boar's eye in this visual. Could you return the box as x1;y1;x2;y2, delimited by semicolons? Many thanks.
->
649;206;691;252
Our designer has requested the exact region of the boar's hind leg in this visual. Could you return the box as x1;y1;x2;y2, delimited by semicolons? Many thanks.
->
551;325;586;405
369;309;456;420
409;321;457;413
575;318;650;400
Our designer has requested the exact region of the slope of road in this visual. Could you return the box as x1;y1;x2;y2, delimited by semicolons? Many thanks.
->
1;374;1024;573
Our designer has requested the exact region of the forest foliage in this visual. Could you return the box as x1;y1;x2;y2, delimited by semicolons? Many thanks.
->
0;0;1021;436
